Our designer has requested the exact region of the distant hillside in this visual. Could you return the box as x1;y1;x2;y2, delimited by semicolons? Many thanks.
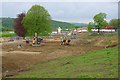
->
51;20;75;30
70;22;88;27
0;18;14;28
0;18;75;31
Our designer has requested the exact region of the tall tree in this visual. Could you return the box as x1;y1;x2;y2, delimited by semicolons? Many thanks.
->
109;19;120;29
93;13;107;33
22;5;52;36
14;12;26;37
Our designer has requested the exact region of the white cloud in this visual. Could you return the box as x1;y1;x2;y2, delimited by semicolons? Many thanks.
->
1;2;118;23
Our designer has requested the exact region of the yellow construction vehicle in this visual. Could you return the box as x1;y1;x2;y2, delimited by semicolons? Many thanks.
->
31;33;43;47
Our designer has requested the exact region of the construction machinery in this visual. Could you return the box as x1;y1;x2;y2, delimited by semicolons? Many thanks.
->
31;33;43;47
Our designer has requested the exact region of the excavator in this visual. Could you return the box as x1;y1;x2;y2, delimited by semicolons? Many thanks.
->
60;30;77;45
31;33;43;47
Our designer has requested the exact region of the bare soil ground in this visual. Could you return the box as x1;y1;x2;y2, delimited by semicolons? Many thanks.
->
1;33;118;77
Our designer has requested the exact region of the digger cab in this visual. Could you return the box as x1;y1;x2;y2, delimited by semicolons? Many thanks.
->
61;36;71;45
32;36;43;47
37;37;43;44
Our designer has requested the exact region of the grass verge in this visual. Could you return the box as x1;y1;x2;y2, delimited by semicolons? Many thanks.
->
15;47;118;78
1;33;16;37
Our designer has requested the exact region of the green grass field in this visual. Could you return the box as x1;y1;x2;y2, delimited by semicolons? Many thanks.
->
15;46;118;78
0;33;16;37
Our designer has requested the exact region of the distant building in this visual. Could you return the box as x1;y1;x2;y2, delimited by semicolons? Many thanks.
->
92;26;116;33
104;26;116;29
77;27;88;33
77;27;116;33
51;31;58;35
92;29;115;33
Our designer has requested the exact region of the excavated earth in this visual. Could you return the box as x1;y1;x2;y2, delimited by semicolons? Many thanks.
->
1;33;118;77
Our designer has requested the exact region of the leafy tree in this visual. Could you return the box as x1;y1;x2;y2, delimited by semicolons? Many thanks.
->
14;12;26;37
88;22;93;32
101;20;108;29
22;5;52;36
93;13;107;33
109;19;120;29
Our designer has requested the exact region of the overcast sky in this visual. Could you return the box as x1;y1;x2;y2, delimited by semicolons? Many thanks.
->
1;0;119;23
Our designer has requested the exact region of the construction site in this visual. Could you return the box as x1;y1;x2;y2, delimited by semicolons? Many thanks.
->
1;32;118;78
